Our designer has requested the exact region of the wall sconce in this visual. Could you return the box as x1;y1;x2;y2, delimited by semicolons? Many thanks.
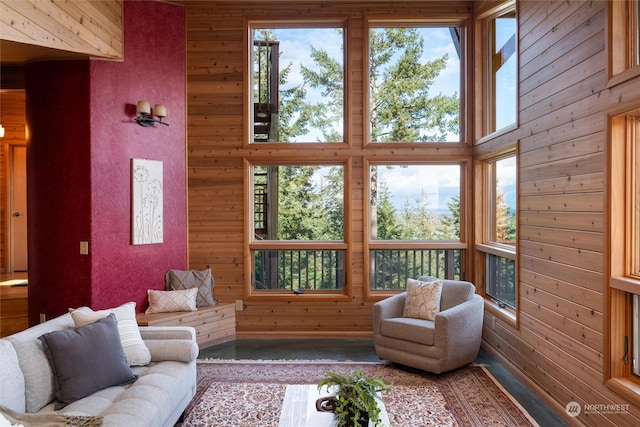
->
135;101;169;127
0;124;5;138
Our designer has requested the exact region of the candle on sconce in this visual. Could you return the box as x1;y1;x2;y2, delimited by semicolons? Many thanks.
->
154;104;167;118
137;101;151;115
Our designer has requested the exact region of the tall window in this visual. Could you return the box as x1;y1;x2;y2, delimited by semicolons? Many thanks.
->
367;23;461;143
477;153;517;310
608;108;640;401
249;24;346;144
249;163;348;293
367;163;466;291
609;0;640;81
486;6;517;134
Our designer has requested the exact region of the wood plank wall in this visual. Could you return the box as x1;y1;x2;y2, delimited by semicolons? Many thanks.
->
0;0;123;60
187;0;639;424
185;0;473;338
477;1;640;426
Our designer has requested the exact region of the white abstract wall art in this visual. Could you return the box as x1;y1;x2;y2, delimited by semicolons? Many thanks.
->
132;158;163;245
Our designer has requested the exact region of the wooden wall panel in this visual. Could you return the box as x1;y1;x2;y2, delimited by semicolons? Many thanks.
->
186;0;640;424
185;0;473;339
478;0;640;425
0;0;122;61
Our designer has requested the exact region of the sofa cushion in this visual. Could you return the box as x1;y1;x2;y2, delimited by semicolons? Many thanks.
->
165;268;218;307
145;288;197;314
380;317;435;346
402;278;443;321
0;340;25;412
70;302;151;366
4;312;76;413
38;314;138;410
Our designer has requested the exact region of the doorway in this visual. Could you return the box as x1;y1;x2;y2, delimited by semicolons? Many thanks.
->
1;90;27;276
9;145;27;271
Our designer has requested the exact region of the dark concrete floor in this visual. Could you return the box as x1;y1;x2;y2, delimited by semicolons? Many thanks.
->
199;339;568;426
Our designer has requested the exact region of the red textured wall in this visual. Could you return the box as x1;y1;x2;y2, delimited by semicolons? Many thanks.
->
89;0;187;310
25;1;186;322
25;61;93;321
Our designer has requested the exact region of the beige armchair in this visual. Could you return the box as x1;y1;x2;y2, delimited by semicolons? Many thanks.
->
373;278;484;374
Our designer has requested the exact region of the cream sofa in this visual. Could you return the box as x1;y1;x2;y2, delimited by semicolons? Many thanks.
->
373;278;484;374
0;310;198;426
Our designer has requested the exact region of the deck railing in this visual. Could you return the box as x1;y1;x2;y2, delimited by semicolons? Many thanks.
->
370;248;463;290
253;249;346;291
252;248;464;291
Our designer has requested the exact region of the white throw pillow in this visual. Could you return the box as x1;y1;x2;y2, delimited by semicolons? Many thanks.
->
145;288;197;314
69;302;151;366
402;278;443;321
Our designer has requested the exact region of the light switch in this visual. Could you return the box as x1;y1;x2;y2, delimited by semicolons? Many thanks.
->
80;241;89;255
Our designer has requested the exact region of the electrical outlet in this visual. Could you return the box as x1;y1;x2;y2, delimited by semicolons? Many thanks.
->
490;316;496;331
80;241;89;255
40;313;46;323
235;300;243;311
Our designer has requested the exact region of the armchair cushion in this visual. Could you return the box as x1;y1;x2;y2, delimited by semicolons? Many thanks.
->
380;317;435;346
402;278;443;321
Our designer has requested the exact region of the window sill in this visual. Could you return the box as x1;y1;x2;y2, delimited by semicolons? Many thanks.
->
483;298;517;329
606;377;640;408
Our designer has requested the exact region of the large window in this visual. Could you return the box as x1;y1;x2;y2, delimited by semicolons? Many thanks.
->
476;153;517;311
367;23;461;143
367;163;466;291
249;23;346;144
249;163;348;293
608;107;640;402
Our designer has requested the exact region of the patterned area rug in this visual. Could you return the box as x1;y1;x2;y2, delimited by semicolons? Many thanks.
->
176;360;539;427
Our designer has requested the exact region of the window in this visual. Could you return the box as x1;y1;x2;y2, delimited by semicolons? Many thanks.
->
367;22;462;143
607;107;640;402
609;0;640;84
367;163;467;291
249;163;349;294
249;23;346;144
488;9;517;133
476;153;517;311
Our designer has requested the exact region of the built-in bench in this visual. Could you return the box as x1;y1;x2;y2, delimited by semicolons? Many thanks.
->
136;303;236;348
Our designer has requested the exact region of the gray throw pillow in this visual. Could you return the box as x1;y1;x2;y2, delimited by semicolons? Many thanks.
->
38;314;137;409
165;268;218;307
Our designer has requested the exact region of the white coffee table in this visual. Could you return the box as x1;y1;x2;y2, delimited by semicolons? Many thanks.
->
278;384;389;427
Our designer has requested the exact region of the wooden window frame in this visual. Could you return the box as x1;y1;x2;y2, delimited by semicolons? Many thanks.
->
607;107;640;404
364;159;471;299
474;147;518;328
607;0;640;88
244;159;352;301
363;16;471;147
244;17;350;147
474;0;518;142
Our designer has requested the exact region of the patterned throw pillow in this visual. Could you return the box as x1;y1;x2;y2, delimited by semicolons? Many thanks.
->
402;278;444;321
70;302;151;366
165;268;218;307
145;288;198;314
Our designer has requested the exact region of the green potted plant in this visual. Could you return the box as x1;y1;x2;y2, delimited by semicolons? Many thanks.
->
317;369;390;427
